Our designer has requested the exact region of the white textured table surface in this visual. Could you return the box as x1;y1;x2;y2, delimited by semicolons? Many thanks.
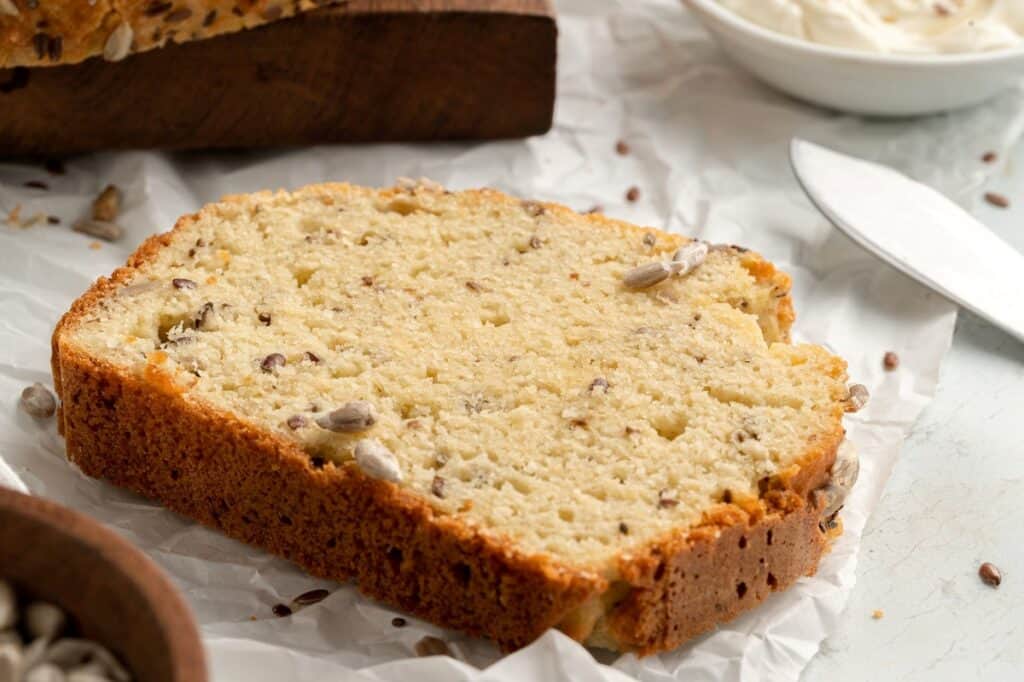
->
803;141;1024;681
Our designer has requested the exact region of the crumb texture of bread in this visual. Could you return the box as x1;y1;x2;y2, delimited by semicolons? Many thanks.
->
53;183;850;652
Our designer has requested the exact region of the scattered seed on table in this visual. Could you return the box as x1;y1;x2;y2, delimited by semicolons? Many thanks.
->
984;192;1009;208
625;186;640;203
20;383;57;419
981;151;997;163
73;219;123;241
871;609;884;620
979;562;1002;587
46;216;60;225
24;180;48;190
391;617;407;628
271;604;292;618
615;140;630;155
883;351;899;370
414;635;452;658
292;589;329;606
92;185;121;222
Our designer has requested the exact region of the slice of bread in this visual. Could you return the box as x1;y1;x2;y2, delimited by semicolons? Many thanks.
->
52;182;856;654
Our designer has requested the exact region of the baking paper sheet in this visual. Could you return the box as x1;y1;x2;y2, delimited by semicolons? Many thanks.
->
2;1;1022;680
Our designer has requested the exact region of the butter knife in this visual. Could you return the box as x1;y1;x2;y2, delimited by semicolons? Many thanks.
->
790;138;1024;344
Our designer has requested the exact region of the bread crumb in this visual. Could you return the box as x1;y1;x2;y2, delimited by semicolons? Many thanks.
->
89;241;102;250
871;609;884;620
6;204;22;227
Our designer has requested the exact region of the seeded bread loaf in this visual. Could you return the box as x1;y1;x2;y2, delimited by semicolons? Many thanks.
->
52;182;860;654
0;0;333;68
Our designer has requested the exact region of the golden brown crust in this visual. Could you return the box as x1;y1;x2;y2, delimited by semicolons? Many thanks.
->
0;0;334;69
51;183;841;654
600;466;835;654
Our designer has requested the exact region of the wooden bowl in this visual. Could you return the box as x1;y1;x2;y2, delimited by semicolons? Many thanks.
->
0;488;206;681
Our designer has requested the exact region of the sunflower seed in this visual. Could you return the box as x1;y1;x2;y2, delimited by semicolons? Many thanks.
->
25;602;66;641
622;261;671;290
316;401;377;433
292;589;329;606
24;662;64;682
91;185;121;222
354;439;402;482
847;384;869;412
20;383;56;419
171;278;196;290
414;635;452;658
103;23;133;62
430;475;445;498
67;667;114;682
72;220;122;242
979;562;1002;588
194;302;220;331
0;643;21;682
260;353;286;373
820;440;860;518
521;200;545;217
669;241;709;276
41;639;129;681
658;489;678;508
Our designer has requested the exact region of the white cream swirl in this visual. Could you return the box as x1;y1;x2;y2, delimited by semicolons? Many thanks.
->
716;0;1024;54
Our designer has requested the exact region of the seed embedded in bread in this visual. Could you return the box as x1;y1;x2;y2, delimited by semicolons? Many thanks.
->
315;402;377;433
354;439;402;482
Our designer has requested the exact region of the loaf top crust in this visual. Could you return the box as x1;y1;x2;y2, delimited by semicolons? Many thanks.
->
54;182;850;574
0;0;334;69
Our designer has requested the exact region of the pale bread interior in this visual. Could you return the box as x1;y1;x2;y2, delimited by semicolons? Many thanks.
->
64;184;848;570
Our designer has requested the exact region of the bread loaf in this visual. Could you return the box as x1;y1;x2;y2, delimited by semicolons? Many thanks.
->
52;182;858;654
0;0;332;68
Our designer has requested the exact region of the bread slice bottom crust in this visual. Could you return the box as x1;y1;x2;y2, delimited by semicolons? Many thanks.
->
53;340;836;654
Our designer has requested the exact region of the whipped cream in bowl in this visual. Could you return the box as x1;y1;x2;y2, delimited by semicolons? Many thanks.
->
683;0;1024;115
717;0;1024;55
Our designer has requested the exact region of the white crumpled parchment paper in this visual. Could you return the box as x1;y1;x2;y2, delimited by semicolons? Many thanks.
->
2;1;1023;680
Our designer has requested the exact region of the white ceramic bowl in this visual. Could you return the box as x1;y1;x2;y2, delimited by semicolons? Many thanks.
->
682;0;1024;116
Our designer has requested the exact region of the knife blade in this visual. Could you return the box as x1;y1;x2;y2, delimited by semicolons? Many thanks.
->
790;138;1024;345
